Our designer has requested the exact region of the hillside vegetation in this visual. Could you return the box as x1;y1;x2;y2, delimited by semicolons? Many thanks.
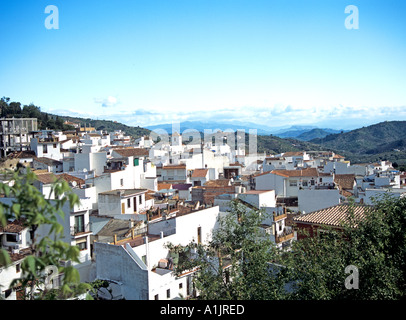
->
310;121;406;165
0;97;151;138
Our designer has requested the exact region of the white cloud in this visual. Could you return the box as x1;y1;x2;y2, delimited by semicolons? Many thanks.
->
94;96;119;108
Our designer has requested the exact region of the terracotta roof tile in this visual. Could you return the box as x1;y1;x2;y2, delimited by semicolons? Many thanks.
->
293;204;371;228
204;179;231;187
282;151;305;157
191;169;209;178
0;219;27;233
271;168;320;178
56;173;86;186
34;157;63;166
35;172;58;184
113;148;149;157
334;174;355;190
162;164;186;170
158;183;173;190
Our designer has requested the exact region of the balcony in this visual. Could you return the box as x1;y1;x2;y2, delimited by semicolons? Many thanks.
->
70;223;91;237
275;229;294;243
273;213;287;222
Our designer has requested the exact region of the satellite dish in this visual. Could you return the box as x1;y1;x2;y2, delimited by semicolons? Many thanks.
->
83;168;88;173
71;181;77;187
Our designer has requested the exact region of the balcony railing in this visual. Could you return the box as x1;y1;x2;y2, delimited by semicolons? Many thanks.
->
275;229;294;243
70;223;91;237
273;213;287;222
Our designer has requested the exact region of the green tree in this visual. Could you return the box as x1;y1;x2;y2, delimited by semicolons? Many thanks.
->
166;200;289;300
282;196;406;300
0;169;92;300
22;103;41;119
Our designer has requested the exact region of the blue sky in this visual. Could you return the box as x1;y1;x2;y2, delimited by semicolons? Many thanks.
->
0;0;405;130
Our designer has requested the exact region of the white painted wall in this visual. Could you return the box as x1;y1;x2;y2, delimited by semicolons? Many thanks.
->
94;206;220;300
238;190;276;209
298;188;341;214
74;152;107;177
30;138;62;160
255;173;286;196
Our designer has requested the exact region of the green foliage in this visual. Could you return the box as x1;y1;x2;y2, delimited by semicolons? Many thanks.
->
166;201;290;300
1;96;150;138
313;121;406;153
60;116;151;139
281;196;406;300
167;197;406;300
0;168;90;300
1;96;72;131
88;279;114;300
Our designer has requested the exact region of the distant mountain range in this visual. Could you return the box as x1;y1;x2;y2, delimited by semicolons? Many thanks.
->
146;121;345;140
146;121;275;135
274;127;346;140
310;120;406;155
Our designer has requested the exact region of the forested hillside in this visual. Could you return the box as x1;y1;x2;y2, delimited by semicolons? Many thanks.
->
0;97;151;138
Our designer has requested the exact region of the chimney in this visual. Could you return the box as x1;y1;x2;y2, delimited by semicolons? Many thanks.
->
113;234;117;245
131;228;135;239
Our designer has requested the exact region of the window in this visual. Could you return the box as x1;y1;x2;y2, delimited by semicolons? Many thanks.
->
76;237;87;251
134;197;138;212
120;179;124;186
179;283;183;290
139;195;143;204
6;234;18;243
134;158;139;166
74;215;85;233
43;144;48;153
154;294;159;300
166;289;170;299
289;180;297;187
53;143;57;148
197;227;202;244
302;180;308;187
4;289;12;299
16;264;21;273
127;198;131;208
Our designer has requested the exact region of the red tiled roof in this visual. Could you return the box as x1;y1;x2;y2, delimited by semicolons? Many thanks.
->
56;173;86;186
254;168;321;178
191;169;209;178
7;151;36;159
253;170;272;178
34;157;62;166
158;183;173;191
204;179;231;187
113;148;149;157
293;204;371;228
0;219;27;233
35;172;57;184
282;151;305;157
228;162;244;167
334;174;355;190
243;190;273;194
271;168;320;178
162;164;186;170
